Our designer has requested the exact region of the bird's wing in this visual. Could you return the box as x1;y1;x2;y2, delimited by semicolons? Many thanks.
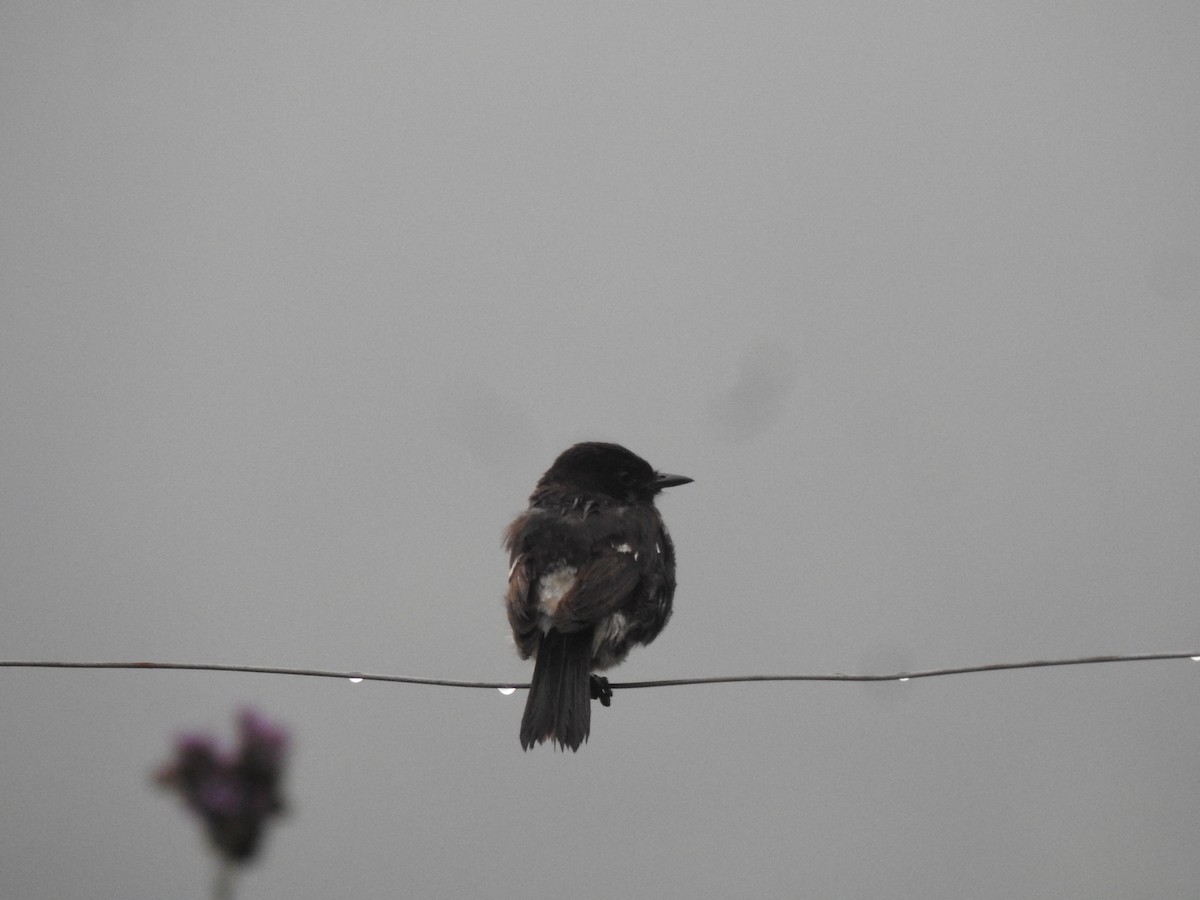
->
551;551;641;633
505;552;541;658
504;513;541;659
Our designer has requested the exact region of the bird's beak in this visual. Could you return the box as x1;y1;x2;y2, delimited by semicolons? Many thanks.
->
653;472;693;490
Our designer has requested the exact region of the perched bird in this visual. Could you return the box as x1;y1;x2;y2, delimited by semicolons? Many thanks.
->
504;442;692;751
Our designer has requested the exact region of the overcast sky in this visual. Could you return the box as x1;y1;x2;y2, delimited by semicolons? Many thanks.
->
2;3;1199;898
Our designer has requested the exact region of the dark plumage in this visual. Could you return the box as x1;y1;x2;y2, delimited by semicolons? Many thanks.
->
504;442;691;750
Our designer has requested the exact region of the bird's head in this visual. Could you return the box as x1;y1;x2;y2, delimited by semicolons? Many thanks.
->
535;442;692;505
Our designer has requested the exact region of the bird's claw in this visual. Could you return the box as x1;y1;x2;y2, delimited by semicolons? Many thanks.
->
590;675;612;707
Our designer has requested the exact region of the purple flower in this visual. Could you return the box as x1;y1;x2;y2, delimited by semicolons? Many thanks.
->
156;709;290;864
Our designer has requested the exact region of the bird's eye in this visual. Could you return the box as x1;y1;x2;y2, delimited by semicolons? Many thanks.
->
616;470;635;486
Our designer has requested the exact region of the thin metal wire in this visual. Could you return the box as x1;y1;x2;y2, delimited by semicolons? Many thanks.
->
2;652;1197;690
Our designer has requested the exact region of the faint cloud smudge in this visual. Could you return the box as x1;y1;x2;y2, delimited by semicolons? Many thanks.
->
434;382;540;475
1145;246;1199;303
707;340;799;442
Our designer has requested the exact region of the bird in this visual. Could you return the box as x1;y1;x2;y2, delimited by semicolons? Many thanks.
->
504;442;692;750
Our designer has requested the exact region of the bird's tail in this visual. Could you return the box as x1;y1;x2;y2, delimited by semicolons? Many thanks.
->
520;629;593;751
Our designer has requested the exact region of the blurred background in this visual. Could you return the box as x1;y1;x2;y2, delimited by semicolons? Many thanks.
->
2;3;1198;897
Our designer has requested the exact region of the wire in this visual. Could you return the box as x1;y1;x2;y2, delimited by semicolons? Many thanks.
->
2;652;1198;690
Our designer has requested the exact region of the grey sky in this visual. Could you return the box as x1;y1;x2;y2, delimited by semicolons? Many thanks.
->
2;3;1198;898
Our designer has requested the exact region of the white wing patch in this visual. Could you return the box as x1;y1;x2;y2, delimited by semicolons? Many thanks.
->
537;566;577;618
592;611;629;657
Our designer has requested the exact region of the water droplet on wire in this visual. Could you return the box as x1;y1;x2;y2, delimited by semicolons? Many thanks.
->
497;686;516;695
348;673;364;683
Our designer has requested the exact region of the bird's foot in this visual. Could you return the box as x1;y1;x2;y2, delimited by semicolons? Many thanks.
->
590;674;612;707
